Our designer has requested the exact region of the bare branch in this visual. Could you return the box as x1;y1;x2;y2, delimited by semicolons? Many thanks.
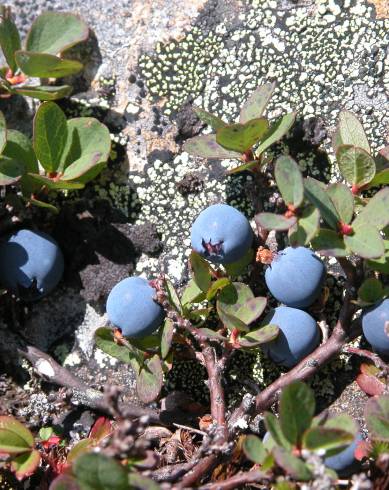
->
198;468;271;490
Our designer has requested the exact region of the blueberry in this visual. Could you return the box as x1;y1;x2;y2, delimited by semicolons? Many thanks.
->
362;299;389;356
191;204;252;264
325;433;362;476
261;306;320;367
265;247;325;308
0;229;64;300
106;277;165;338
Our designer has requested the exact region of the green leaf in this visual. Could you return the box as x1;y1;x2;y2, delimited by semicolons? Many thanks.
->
3;129;38;173
264;412;292;450
160;319;174;359
273;448;313;481
239;324;279;348
216;118;269;153
11;449;41;481
288;206;320;247
327;183;354;224
136;354;163;404
164;278;182;314
240;82;276;123
94;327;135;365
337;110;370;153
324;414;358;436
27;173;84;190
224;248;254;277
235;297;267;325
243;435;267;464
274;155;304;208
368;169;389;188
255;212;296;231
73;453;129;490
256;112;296;156
181;279;205;305
311;229;348;257
50;475;80;490
15;51;83;78
193;106;226;130
26;12;89;55
353;188;389;231
39;427;53;441
67;438;94;464
227;160;259;174
206;277;231;301
183;134;241;159
304;177;339;229
336;145;375;187
60;117;111;180
367;251;389;274
61;152;103;181
358;278;384;304
0;416;34;454
0;156;25;185
28;196;59;213
190;251;212;292
344;225;384;259
196;328;227;340
216;282;254;332
0;110;6;153
128;473;160;490
365;395;389;442
0;6;21;73
13;84;72;100
279;382;315;446
33;102;68;172
302;427;354;452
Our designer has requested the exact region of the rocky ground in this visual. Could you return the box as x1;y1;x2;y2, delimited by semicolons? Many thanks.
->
0;0;388;451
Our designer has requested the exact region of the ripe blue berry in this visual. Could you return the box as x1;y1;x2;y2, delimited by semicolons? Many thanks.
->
361;299;389;356
0;229;64;300
325;433;362;476
106;277;165;338
191;204;252;264
265;246;325;308
261;306;320;367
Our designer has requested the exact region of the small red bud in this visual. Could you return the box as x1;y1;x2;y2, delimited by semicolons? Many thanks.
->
351;184;360;195
338;222;353;236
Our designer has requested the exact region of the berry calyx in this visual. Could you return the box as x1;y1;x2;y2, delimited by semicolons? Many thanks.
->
256;246;275;265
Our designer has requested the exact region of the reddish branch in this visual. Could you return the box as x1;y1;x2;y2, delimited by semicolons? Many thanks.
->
343;346;389;376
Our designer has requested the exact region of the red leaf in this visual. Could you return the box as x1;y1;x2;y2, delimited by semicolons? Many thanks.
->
88;417;112;443
356;373;385;396
354;440;371;461
42;435;62;450
360;363;380;376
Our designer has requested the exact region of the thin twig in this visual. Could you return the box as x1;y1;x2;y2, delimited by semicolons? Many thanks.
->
343;346;389;376
198;468;271;490
173;423;207;436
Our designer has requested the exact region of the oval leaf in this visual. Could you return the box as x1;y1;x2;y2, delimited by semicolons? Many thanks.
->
358;278;384;304
243;435;267;464
161;318;174;359
353;188;389;231
94;327;135;365
344;225;384;259
11;449;41;481
0;416;34;453
193;107;226;130
136;355;163;404
14;85;72;100
235;296;267;325
15;51;83;78
255;212;296;231
3;129;38;173
164;278;182;314
275;155;304;207
327;183;354;225
336;145;375;187
264;412;292;450
364;395;389;442
357;373;385;397
240;82;276;123
206;277;231;301
239;324;279;348
337;110;370;153
311;228;348;257
0;156;25;185
190;251;212;292
73;453;129;490
216;118;269;153
26;12;89;55
27;173;84;190
303;427;354;452
256;112;296;156
0;6;21;73
216;282;254;332
181;279;205;305
279;381;315;446
288;206;320;246
33;102;68;172
183;134;241;159
0;110;6;153
273;447;313;481
304;177;339;229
